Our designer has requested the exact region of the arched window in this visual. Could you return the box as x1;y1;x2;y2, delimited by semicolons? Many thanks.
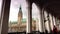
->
8;0;27;32
32;3;39;31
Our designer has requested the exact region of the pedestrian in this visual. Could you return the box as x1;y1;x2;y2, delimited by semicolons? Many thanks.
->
53;25;58;34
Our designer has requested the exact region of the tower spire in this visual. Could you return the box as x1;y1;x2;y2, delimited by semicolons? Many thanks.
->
18;5;22;26
18;5;22;17
19;5;22;11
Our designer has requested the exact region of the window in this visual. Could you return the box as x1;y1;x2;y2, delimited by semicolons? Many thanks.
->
8;0;27;32
32;3;39;31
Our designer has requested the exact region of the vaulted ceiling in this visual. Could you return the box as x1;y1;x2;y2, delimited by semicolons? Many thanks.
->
31;0;60;19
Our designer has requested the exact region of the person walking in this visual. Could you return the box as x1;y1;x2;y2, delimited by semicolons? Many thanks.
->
53;25;58;34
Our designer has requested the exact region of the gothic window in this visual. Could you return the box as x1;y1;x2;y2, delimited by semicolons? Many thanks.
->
32;3;39;31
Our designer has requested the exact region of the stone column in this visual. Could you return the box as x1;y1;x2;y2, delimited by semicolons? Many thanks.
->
49;14;53;30
38;8;44;33
0;0;11;34
0;10;1;34
55;17;57;26
26;0;32;34
42;9;46;33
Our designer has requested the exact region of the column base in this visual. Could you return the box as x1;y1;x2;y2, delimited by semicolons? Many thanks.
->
27;33;33;34
39;32;44;34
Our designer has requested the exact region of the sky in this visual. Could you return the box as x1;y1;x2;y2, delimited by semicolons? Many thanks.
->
0;0;40;22
0;0;2;17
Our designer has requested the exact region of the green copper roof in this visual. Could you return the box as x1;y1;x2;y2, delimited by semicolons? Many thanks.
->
9;18;38;24
21;18;26;23
10;21;17;24
21;18;37;23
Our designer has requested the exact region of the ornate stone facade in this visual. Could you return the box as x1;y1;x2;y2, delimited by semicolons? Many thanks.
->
8;6;36;32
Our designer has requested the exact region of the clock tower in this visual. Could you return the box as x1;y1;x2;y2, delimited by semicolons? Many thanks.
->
18;6;22;25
